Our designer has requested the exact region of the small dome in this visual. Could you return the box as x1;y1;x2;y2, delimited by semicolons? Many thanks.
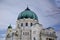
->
17;7;38;20
47;27;54;30
8;24;12;29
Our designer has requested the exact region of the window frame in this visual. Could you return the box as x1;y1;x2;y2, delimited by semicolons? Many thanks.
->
31;23;33;26
21;23;23;26
26;23;28;26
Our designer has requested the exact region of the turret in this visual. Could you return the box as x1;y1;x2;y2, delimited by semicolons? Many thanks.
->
8;24;12;33
6;24;13;40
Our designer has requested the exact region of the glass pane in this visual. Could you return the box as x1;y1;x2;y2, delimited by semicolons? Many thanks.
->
23;32;29;35
21;23;23;26
26;23;28;26
31;23;33;26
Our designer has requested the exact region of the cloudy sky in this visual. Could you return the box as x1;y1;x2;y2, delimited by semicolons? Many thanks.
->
0;0;60;40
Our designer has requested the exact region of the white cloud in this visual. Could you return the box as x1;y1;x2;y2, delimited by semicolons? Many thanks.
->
0;34;5;40
55;0;60;7
0;0;60;40
0;38;5;40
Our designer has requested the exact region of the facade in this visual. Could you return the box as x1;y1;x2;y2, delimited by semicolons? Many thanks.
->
5;7;57;40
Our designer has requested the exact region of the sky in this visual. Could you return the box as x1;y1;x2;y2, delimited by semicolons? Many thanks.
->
0;0;60;40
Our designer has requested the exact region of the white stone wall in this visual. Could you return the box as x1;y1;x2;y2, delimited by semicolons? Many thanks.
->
16;18;38;40
41;35;56;40
31;23;43;40
6;18;57;40
16;18;38;27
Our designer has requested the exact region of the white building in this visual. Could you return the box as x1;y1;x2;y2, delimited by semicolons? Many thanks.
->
5;7;57;40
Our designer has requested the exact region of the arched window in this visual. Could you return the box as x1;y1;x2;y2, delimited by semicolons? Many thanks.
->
21;23;23;26
26;23;28;26
31;23;33;26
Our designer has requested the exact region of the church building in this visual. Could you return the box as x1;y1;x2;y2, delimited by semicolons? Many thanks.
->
5;7;57;40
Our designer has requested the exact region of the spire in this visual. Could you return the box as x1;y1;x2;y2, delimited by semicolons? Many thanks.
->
25;6;30;10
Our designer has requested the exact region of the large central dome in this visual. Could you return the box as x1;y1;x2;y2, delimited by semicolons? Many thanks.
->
17;7;38;20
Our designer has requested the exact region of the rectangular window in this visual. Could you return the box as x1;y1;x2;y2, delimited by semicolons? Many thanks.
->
21;23;23;26
26;23;28;26
31;23;33;26
23;32;29;35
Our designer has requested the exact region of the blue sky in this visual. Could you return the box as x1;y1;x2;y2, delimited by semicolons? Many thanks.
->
0;0;60;40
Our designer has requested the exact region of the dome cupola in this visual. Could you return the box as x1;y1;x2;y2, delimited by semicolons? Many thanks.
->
8;24;12;29
17;7;38;20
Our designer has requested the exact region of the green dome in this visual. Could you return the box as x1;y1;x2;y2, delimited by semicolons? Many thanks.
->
17;7;38;20
8;24;12;29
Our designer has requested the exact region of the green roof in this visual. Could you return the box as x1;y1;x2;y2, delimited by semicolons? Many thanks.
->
8;24;12;29
17;7;38;20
